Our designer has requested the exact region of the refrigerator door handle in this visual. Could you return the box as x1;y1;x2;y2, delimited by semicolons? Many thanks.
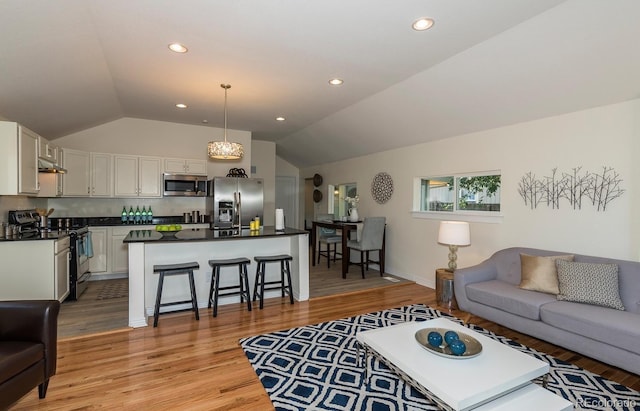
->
234;191;242;228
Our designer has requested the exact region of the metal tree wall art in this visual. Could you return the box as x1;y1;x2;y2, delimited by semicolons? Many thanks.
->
518;166;624;211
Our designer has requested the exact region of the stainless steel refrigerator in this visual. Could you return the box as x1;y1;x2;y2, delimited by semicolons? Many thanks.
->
207;177;264;229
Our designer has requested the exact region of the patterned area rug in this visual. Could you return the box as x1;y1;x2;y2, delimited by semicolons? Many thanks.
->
240;304;639;411
96;280;128;300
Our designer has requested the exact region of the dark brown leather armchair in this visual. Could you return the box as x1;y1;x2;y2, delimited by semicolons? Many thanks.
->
0;300;60;409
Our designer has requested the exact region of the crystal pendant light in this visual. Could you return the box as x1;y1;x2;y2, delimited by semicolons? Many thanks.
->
208;84;244;160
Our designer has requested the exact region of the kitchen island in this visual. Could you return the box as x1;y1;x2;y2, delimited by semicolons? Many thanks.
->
123;227;309;327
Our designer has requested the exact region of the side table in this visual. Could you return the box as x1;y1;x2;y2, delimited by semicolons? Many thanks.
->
435;268;457;310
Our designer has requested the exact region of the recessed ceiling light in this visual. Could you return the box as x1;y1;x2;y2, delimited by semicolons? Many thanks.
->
168;43;188;53
176;103;187;109
412;18;434;31
328;78;344;86
202;120;209;124
276;116;286;122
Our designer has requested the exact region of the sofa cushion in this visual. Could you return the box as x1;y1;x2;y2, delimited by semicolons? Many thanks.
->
556;260;625;310
519;253;574;294
466;280;557;320
540;301;640;354
0;342;43;385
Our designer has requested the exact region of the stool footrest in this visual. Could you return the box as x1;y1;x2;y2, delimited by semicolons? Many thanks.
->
159;300;195;308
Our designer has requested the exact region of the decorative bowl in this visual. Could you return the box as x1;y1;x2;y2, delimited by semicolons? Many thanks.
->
415;327;482;359
155;224;182;236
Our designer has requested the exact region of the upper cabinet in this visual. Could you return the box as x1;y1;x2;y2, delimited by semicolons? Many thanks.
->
90;152;113;197
164;158;207;175
38;136;58;163
114;155;162;197
61;148;90;196
0;121;39;195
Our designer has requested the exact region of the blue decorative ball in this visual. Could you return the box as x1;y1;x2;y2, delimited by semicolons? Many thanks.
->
449;339;467;356
444;331;459;346
427;331;443;348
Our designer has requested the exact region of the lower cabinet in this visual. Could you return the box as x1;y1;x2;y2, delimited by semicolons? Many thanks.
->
111;226;143;274
110;224;210;275
54;237;70;302
0;238;69;302
89;228;108;274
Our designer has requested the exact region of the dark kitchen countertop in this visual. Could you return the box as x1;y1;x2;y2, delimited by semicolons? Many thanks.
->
0;231;71;242
123;227;307;243
47;216;209;229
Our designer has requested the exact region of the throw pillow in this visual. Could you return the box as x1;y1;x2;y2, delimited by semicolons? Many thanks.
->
519;254;574;294
555;260;625;310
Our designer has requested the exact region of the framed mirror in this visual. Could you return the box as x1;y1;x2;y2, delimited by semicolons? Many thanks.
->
328;183;357;220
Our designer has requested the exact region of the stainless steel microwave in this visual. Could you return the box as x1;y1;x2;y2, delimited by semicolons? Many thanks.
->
163;173;208;197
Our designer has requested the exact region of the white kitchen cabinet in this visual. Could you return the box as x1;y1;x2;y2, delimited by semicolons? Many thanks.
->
89;227;109;273
114;155;162;197
62;148;90;196
164;158;207;175
0;121;40;195
54;237;71;302
111;226;133;273
0;237;69;302
111;224;209;275
90;152;113;197
38;135;58;163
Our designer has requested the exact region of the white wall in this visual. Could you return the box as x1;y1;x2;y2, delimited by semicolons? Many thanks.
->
251;140;276;225
54;117;252;179
303;99;639;288
276;155;302;228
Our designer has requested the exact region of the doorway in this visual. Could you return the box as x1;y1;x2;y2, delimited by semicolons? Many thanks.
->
276;176;299;228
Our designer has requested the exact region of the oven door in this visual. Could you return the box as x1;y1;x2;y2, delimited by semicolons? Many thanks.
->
70;228;92;300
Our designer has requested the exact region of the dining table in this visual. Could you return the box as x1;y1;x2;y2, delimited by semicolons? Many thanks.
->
311;220;385;278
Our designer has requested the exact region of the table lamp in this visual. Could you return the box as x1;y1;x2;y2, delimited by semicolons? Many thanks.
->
437;221;470;271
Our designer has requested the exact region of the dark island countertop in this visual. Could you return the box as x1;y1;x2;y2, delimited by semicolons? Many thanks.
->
123;226;308;243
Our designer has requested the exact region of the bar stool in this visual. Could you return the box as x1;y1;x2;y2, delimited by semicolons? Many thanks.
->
253;254;294;309
208;258;252;317
152;262;200;327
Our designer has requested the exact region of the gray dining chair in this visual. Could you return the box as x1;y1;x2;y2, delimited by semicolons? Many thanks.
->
316;213;342;268
346;217;386;278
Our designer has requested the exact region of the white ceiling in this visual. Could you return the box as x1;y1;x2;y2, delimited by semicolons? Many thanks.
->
1;1;639;168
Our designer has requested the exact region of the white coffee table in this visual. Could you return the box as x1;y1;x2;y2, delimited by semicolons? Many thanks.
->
356;318;573;411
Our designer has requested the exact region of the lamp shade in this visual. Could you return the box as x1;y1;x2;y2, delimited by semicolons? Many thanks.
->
437;221;470;246
207;141;243;160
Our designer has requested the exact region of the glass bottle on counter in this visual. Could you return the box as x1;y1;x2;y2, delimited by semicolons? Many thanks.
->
141;206;147;224
128;207;134;224
134;206;141;224
147;206;153;224
121;207;128;223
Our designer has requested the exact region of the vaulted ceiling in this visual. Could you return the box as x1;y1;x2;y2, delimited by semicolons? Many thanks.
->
1;1;639;168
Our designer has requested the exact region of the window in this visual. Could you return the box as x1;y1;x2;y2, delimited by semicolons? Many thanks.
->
415;172;502;215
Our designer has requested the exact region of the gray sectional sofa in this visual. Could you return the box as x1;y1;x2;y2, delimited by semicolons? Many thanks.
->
454;247;640;375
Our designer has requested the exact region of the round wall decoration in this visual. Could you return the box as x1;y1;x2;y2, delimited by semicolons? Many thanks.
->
313;189;323;203
313;173;323;187
371;172;394;204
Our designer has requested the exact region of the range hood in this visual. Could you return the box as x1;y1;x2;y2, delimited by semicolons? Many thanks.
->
38;159;67;174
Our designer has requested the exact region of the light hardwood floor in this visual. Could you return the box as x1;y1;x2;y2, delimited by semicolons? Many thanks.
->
13;283;639;410
57;255;411;338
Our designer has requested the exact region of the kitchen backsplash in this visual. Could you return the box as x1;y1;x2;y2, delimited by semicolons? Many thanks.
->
0;196;48;223
43;197;207;219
